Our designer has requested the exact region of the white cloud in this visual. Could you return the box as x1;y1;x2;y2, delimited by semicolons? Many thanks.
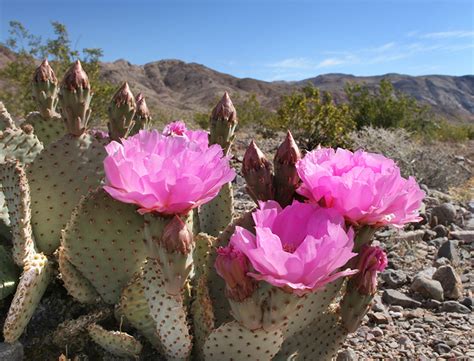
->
420;30;474;39
268;57;314;69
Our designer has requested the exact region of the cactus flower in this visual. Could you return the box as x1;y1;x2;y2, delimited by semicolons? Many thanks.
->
351;245;387;295
215;245;257;301
103;127;235;215
229;200;357;296
163;120;187;136
296;148;425;228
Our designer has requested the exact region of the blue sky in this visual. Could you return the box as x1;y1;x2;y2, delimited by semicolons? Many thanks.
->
0;0;473;81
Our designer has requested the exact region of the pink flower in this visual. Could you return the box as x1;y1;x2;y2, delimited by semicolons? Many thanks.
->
229;200;357;296
215;245;257;301
162;120;209;147
296;148;425;228
352;245;387;295
163;120;187;136
103;127;235;215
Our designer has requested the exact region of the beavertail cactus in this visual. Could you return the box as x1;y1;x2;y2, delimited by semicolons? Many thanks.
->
107;82;136;141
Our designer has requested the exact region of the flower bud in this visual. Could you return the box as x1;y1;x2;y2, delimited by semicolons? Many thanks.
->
58;60;92;136
107;82;136;141
351;245;387;295
129;93;151;134
161;215;194;255
209;92;238;154
242;141;274;202
215;245;256;302
273;131;301;207
32;59;59;118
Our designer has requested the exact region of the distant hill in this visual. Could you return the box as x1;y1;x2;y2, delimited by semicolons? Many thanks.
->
1;45;473;123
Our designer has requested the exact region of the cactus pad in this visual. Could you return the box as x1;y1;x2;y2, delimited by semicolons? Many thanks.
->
118;274;161;349
0;126;43;165
142;258;192;360
23;111;65;147
192;276;215;360
28;132;108;254
0;187;11;236
3;252;52;342
199;183;234;237
0;161;36;265
57;246;100;304
0;244;19;300
87;323;143;358
203;320;284;361
62;188;146;304
274;310;346;361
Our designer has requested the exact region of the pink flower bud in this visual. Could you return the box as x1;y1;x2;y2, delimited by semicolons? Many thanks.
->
352;245;388;295
135;93;151;120
211;92;237;125
111;82;135;108
242;141;274;202
33;59;57;84
215;245;257;302
161;215;193;254
61;60;89;91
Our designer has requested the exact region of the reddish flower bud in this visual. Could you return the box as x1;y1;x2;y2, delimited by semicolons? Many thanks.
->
211;92;237;125
161;215;194;255
215;245;257;302
209;92;238;153
242;141;274;202
352;245;387;295
33;59;57;84
111;82;136;108
273;131;301;206
62;60;89;91
135;93;151;120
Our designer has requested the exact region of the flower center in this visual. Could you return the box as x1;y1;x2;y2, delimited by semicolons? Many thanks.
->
283;243;296;253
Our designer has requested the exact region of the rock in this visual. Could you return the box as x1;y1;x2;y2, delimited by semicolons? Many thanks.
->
0;342;24;361
433;265;463;300
424;299;442;309
428;237;446;248
394;230;425;242
382;289;422;308
431;203;456;225
433;343;451;354
381;269;407;288
432;224;448;238
461;297;473;309
440;301;471;313
411;276;444;301
422;229;436;242
415;267;437;279
450;230;474;243
368;312;391;324
433;257;450;267
336;348;358;361
371;327;384;337
436;240;460;266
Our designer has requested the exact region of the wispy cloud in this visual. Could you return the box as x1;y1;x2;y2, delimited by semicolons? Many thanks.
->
420;30;474;39
265;29;474;80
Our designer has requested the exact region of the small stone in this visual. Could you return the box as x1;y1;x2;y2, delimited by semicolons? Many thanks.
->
428;237;446;248
436;240;460;266
433;343;451;354
368;312;391;324
411;275;444;301
424;299;442;309
389;305;404;312
382;289;422;308
398;335;413;348
336;348;357;361
433;257;450;267
433;265;463;300
450;230;474;243
441;301;471;313
415;267;437;279
431;203;456;225
371;327;384;337
381;269;407;288
423;229;436;242
432;224;448;238
461;297;473;309
0;342;24;361
394;230;425;242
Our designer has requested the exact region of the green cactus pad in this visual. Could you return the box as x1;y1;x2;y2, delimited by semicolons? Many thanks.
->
0;126;43;165
23;111;65;147
0;244;19;300
57;246;100;304
62;188;146;304
274;310;347;361
0;187;11;237
3;252;52;342
87;323;143;358
192;276;215;360
118;274;161;349
203;320;284;361
0;102;15;130
28;132;108;254
199;182;234;237
283;278;344;338
53;308;112;351
0;161;37;265
142;258;192;360
193;232;216;279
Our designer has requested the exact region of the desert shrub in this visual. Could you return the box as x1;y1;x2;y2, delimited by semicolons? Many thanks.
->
267;85;355;149
350;126;472;190
0;21;115;121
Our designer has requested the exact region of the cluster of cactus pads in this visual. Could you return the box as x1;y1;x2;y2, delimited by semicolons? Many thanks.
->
0;59;419;361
